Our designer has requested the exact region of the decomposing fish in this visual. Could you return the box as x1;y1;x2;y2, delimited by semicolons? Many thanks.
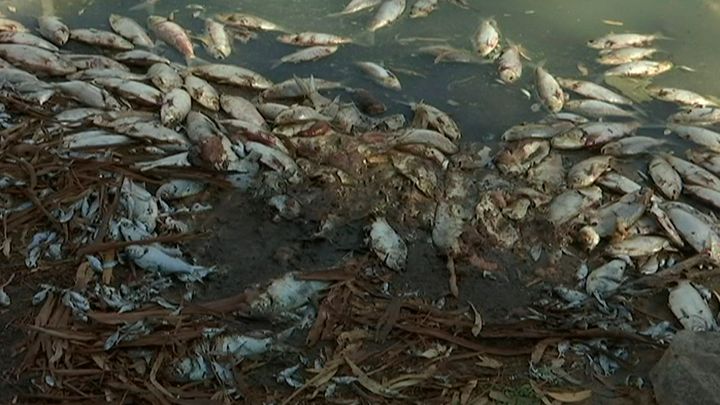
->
419;45;479;64
663;154;720;191
567;155;613;188
668;107;720;126
220;95;266;128
649;156;682;199
496;139;550;175
0;18;27;33
70;28;134;50
161;88;192;126
668;124;720;153
596;172;641;194
665;203;720;253
528;152;564;190
332;0;382;16
201;19;232;59
687;150;720;176
411;102;461;141
607;235;669;257
369;0;406;32
156;179;206;200
368;217;407;271
501;122;573;142
37;16;70;46
148;63;183;92
587;32;663;50
95;78;163;106
276;45;338;66
563;99;637;118
63;130;134;149
0;32;59;51
126;245;213;281
648;86;718;108
685;185;720;211
0;44;76;76
66;53;129;71
184;74;220;111
551;121;639;149
601;136;666;156
497;42;524;83
216;13;286;32
604;60;673;77
548;186;602;226
472;18;500;57
277;32;352;46
109;14;153;48
586;259;626;297
596;47;658;65
191;63;273;89
668;281;718;331
557;78;633;105
54;80;122;110
535;66;564;112
114;50;170;66
356;61;401;90
148;16;195;62
392;153;438;196
409;0;438;18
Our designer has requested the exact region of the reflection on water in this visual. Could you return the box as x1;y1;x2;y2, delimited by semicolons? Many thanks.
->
9;0;720;142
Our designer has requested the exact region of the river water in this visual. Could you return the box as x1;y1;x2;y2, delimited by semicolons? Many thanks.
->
12;0;720;143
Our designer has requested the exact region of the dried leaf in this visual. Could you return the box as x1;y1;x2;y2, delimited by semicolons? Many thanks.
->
1;238;10;258
489;390;511;402
546;389;592;403
460;379;478;405
531;338;560;364
475;355;503;369
447;257;459;298
345;356;402;398
469;302;483;336
75;262;93;290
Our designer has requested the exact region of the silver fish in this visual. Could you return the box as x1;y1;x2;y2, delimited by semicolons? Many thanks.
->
685;185;720;211
567;155;613;188
601;136;666;156
66;53;129;71
548;186;602;226
333;0;382;16
557;78;633;105
563;99;637;119
109;14;153;48
148;16;195;61
668;107;720;126
184;74;220;111
220;94;267;128
114;50;170;66
409;0;438;18
596;172;641;194
70;28;134;50
687;150;720;176
472;18;499;57
147;63;183;92
67;68;146;81
535;66;564;112
0;18;27;33
411;102;461;141
277;32;352;46
586;259;626;297
0;32;58;51
356;61;401;90
161;88;192;126
95;78;163;106
261;77;341;99
497;43;523;83
668;124;720;153
648;86;718;108
277;46;338;66
501;122;573;142
587;32;662;50
37;16;69;46
203;19;232;59
495;139;550;174
369;217;407;271
0;44;75;76
649;156;682;199
607;235;669;257
191;63;273;89
54;80;122;110
369;0;406;32
604;60;673;77
669;281;717;331
663;154;720;191
393;129;458;154
596;47;658;65
216;13;286;32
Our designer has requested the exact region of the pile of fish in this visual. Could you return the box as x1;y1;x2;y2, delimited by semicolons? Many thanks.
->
1;0;720;400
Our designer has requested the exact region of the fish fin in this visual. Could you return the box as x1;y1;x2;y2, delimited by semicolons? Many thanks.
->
353;30;375;47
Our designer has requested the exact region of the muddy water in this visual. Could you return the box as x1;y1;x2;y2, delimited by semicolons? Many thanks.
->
12;0;720;142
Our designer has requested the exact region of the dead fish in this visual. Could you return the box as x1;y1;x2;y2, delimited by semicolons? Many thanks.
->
535;66;564;112
95;78;163;106
115;120;190;146
501;122;573;142
564;99;637;118
648;86;718;108
605;60;673;77
66;53;129;71
201;19;232;59
409;0;438;18
369;0;406;32
70;28;134;50
148;63;183;92
668;281;718;331
277;32;352;46
276;46;338;66
596;172;641;194
663;154;720;191
497;42;523;83
649;156;682;199
0;44;75;76
687;150;720;176
216;13;286;32
191;63;273;89
261;77;340;99
257;102;290;120
126;245;212;281
274;105;331;125
668;107;720;126
567;155;613;188
246;141;299;176
109;14;153;48
665;203;720;253
54;80;122;110
161;88;192;126
332;0;382;16
356;61;401;90
607;235;669;257
156;179;206;200
685;185;720;211
392;153;438;196
0;18;26;33
349;88;387;115
419;45;480;64
495;139;550;174
63;130;134;149
184;74;220;111
596;47;658;65
392;128;458;154
668;124;720;153
528;152;564;190
548;186;602;226
396;144;448;168
220;95;266;128
586;259;626;297
557;78;633;105
472;18;499;57
37;16;69;46
114;50;170;66
67;68;145;81
368;217;407;271
601;136;666;156
411;102;461;141
587;32;664;50
0;32;58;51
148;16;195;62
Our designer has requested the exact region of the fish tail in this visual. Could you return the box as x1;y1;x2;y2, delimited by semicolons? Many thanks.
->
353;30;375;47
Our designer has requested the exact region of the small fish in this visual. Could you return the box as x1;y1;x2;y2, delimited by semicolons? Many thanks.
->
665;203;720;254
114;50;170;66
393;128;458;154
668;281;717;331
497;43;523;83
369;0;406;32
604;60;673;77
648;86;718;108
0;32;58;51
687;150;720;176
409;0;438;18
276;46;338;66
66;53;129;71
70;28;134;50
586;259;626;297
277;32;352;47
126;245;213;281
95;78;163;106
664;154;720;191
37;16;70;46
63;130;134;149
356;61;401;90
191;63;273;89
601;136;666;156
495;139;550;174
368;217;407;271
649;156;682;199
535;66;564;112
501;122;572;141
202;19;232;59
668;107;720;126
607;235;669;257
148;16;195;62
161;88;192;126
596;172;641;194
183;74;220;110
563;99;637;118
216;13;286;32
274;105;331;125
54;80;122;110
411;102;461;141
472;18;500;57
668;124;720;153
548;186;603;226
597;47;658;65
261;77;340;98
587;32;663;50
685;185;720;211
220;94;267;128
419;45;480;64
147;63;183;91
109;14;153;48
332;0;382;16
557;78;633;105
0;44;75;76
567;155;613;188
